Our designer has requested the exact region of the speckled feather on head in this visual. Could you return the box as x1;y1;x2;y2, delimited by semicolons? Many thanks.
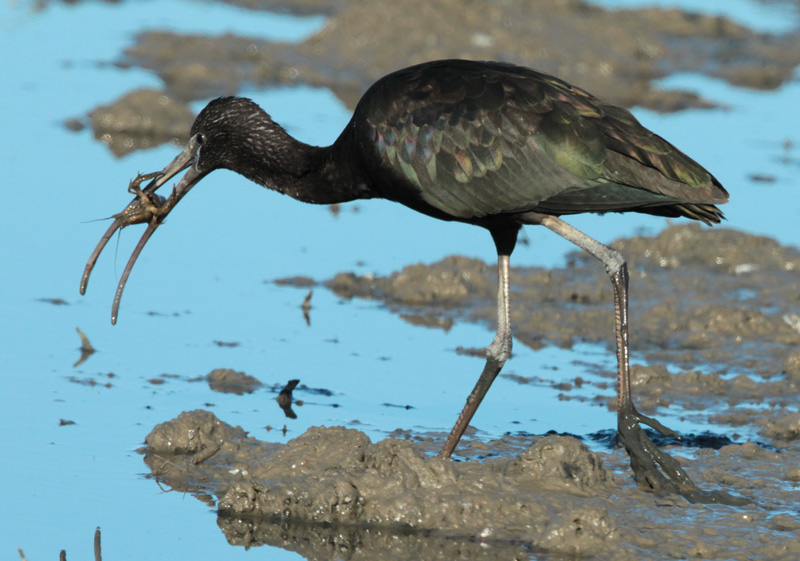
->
81;59;741;504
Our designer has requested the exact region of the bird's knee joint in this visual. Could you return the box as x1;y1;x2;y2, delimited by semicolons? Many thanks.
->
604;250;626;278
487;337;512;364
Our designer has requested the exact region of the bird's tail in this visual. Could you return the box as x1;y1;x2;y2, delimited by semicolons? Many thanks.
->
674;203;726;225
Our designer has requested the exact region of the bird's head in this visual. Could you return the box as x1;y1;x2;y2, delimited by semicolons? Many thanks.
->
80;96;287;323
149;96;284;199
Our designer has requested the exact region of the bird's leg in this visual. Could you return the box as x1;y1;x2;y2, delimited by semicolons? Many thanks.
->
534;214;691;492
605;254;697;494
439;227;518;459
607;239;748;504
521;212;746;502
608;262;681;440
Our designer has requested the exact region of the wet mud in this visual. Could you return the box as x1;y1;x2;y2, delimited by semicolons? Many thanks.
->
76;0;800;156
142;225;800;560
142;414;800;560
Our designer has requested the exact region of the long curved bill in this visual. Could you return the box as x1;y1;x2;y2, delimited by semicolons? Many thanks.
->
80;135;206;324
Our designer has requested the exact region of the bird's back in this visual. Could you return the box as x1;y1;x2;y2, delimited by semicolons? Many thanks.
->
351;59;727;225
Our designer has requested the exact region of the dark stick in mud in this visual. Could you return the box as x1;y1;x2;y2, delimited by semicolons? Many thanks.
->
80;59;742;502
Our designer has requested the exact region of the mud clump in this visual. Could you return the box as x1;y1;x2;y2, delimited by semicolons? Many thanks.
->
87;89;194;157
142;410;276;506
206;368;262;394
328;256;491;308
761;411;800;442
505;436;613;495
144;409;255;455
784;349;800;380
145;412;626;558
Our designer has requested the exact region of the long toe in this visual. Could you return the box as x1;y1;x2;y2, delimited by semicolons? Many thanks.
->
618;416;752;505
619;418;687;495
626;409;680;439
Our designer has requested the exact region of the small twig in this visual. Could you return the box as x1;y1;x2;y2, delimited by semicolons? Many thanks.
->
191;443;220;465
191;428;220;464
301;289;313;326
94;527;102;561
73;327;96;368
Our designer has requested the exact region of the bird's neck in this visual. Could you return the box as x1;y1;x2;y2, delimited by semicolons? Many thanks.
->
243;128;372;205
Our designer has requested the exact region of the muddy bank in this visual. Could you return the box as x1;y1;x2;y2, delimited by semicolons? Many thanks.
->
86;89;196;157
142;410;800;560
79;0;800;155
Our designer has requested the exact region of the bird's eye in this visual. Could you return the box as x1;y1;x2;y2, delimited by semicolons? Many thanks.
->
195;133;206;145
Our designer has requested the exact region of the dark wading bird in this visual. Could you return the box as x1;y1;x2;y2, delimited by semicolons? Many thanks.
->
81;59;742;503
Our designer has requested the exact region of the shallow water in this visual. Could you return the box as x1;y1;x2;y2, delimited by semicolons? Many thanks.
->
2;0;800;559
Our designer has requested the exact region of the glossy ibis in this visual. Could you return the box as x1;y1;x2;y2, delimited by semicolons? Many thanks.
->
81;59;734;501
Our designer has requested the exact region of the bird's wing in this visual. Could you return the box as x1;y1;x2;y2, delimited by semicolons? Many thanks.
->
538;99;728;210
358;60;726;221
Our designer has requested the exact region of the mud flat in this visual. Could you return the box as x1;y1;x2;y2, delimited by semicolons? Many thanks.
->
326;224;800;413
142;225;800;560
79;0;800;155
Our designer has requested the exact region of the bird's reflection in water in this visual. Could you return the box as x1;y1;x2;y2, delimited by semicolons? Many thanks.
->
277;379;300;419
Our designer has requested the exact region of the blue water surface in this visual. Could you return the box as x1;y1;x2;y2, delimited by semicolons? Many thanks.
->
1;0;798;559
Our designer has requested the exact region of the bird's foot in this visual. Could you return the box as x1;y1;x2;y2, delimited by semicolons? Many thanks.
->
618;407;751;505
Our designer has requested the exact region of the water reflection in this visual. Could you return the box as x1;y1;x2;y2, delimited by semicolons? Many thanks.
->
277;378;300;419
72;327;96;367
